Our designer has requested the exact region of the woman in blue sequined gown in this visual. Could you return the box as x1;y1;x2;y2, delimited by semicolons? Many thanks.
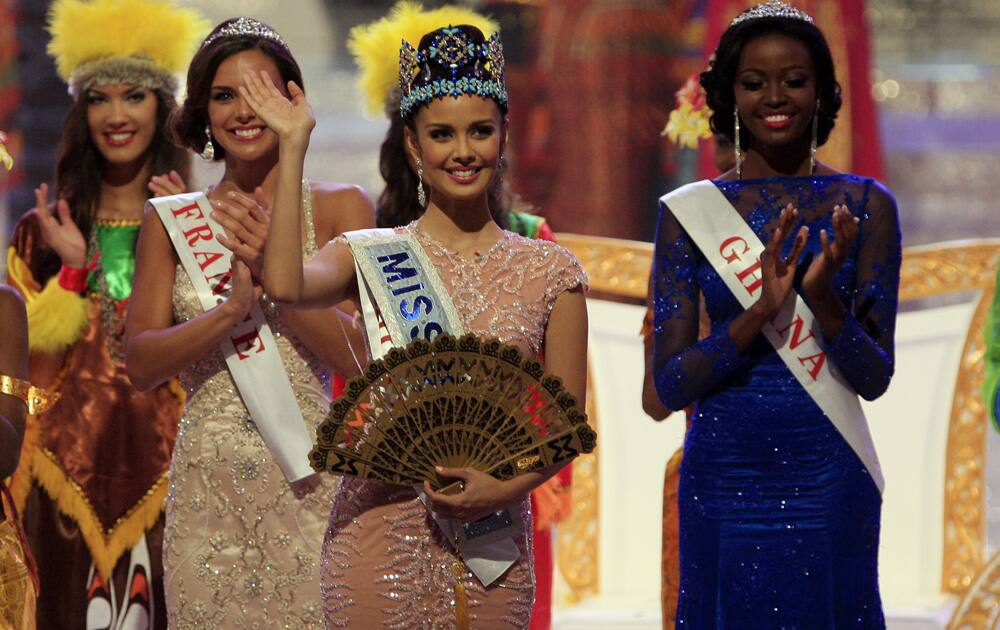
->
652;6;901;628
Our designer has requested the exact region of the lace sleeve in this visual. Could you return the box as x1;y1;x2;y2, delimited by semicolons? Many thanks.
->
651;202;751;411
822;180;901;400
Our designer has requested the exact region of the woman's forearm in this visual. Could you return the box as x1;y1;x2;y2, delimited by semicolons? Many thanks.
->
260;143;307;302
125;302;244;391
275;305;365;378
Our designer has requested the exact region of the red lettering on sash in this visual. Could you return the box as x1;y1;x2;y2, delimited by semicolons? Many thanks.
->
183;223;214;247
232;327;266;359
171;201;203;220
719;236;750;264
735;260;763;296
205;271;233;296
776;314;816;350
194;250;224;271
798;351;826;380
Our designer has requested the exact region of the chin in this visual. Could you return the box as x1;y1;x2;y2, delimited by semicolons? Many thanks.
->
220;141;277;163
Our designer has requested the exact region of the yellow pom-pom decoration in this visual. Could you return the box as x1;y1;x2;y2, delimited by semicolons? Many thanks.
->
47;0;209;97
349;1;498;118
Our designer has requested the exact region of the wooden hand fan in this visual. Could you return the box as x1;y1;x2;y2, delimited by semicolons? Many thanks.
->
310;333;596;490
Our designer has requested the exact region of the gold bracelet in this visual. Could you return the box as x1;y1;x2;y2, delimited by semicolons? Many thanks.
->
0;374;60;415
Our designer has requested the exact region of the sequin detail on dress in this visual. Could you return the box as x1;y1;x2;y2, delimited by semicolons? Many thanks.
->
164;183;335;629
652;175;900;628
319;224;587;628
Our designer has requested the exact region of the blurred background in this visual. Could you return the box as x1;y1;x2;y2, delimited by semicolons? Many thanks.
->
2;0;1000;255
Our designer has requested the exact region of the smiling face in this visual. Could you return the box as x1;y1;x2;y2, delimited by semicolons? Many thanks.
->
85;84;158;165
734;33;817;151
207;48;284;163
406;95;505;207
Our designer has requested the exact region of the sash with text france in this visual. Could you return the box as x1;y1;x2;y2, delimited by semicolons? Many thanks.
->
149;192;314;483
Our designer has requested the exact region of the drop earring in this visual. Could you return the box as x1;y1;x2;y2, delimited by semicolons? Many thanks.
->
734;105;743;179
200;125;215;161
493;154;506;195
416;158;426;207
810;99;819;174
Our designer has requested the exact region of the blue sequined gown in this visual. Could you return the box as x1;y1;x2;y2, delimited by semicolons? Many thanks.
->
652;175;901;628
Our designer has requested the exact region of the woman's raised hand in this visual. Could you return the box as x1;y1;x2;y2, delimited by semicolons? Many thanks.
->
239;70;314;148
755;203;809;318
34;183;86;268
802;204;858;299
148;170;187;198
211;187;271;279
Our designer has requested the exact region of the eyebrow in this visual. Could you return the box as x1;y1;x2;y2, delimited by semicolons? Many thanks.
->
739;65;810;74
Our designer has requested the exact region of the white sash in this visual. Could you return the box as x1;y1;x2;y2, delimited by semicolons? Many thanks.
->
661;180;885;493
344;228;522;586
150;192;314;483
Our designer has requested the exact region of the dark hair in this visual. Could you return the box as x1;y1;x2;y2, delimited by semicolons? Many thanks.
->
170;18;304;161
376;92;510;229
700;16;841;147
53;86;189;257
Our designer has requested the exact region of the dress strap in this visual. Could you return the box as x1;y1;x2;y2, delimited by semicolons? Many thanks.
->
301;179;317;260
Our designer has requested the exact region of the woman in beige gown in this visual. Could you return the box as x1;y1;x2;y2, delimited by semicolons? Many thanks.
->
124;18;373;628
222;24;589;628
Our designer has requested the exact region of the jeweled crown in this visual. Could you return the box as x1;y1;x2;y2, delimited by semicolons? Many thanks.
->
398;25;508;119
730;1;814;28
202;17;287;51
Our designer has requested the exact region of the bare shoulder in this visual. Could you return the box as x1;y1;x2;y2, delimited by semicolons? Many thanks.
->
309;182;376;240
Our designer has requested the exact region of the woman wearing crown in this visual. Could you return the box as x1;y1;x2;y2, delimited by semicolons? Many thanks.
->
223;22;588;628
124;16;374;628
342;4;567;628
652;1;900;626
3;0;206;626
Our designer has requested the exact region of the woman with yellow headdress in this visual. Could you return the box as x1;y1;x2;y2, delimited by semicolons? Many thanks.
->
3;0;207;626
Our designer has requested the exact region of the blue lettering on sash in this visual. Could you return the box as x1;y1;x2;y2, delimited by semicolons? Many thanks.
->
400;295;433;321
370;244;448;342
377;251;419;283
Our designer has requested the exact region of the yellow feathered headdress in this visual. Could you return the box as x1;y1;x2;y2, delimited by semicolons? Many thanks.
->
47;0;210;98
348;1;498;118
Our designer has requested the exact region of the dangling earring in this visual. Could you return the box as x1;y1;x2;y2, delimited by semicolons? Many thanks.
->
810;99;819;175
200;125;215;161
733;105;743;179
415;158;427;207
493;154;506;195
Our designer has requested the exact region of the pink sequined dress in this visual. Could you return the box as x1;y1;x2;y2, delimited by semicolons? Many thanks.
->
320;223;587;628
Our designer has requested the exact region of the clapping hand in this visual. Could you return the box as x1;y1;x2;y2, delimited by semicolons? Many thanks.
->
755;203;809;318
148;170;187;198
211;187;271;279
239;70;314;149
802;204;858;299
34;183;86;268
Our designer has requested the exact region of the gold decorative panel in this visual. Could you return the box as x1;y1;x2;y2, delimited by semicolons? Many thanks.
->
556;363;600;602
947;549;1000;629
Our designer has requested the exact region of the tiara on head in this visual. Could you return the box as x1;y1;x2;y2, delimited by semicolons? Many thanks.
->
201;17;288;51
729;1;814;28
398;25;508;119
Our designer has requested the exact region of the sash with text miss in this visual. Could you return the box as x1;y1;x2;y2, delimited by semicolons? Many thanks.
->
661;180;884;493
148;192;314;482
345;228;522;587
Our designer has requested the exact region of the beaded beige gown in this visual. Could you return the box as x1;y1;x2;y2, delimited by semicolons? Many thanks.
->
164;186;336;628
320;224;587;629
